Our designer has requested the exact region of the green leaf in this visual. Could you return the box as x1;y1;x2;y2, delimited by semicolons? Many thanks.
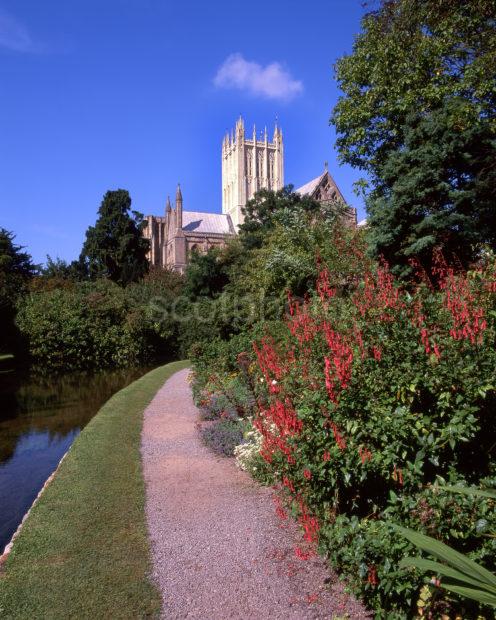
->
440;582;496;607
391;525;496;590
399;557;496;594
440;485;496;500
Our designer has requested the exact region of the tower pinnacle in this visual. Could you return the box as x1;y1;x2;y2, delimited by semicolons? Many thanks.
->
175;183;183;230
222;116;284;230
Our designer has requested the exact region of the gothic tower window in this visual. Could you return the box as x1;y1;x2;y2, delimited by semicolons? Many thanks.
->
257;150;264;177
246;150;253;177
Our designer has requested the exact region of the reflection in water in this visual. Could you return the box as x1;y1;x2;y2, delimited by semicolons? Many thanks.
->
0;367;150;552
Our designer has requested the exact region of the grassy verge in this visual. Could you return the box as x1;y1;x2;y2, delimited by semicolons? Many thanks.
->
0;360;189;619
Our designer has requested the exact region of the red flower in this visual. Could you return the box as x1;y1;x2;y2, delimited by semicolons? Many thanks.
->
282;476;295;493
393;465;404;486
303;469;312;480
367;565;378;586
323;325;353;404
273;495;287;520
358;446;372;464
330;422;347;451
372;346;382;362
316;267;336;302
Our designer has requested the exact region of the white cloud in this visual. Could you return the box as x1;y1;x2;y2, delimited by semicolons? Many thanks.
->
214;53;303;101
0;9;33;52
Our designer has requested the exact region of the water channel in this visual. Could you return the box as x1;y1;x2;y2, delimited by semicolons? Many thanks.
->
0;366;150;551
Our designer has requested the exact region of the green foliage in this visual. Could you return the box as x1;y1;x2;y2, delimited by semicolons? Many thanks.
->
441;485;496;501
394;485;496;611
239;186;323;250
80;189;149;285
332;0;496;177
191;245;496;617
235;209;365;300
16;272;183;372
40;255;87;283
245;256;496;617
0;229;38;356
176;191;356;363
367;98;496;276
0;229;38;298
332;0;496;276
183;246;233;300
395;524;496;608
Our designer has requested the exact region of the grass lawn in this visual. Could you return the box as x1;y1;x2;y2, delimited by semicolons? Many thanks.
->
0;360;189;619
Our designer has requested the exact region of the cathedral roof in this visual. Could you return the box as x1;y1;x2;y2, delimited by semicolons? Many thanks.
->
295;169;346;204
182;211;235;235
295;172;326;197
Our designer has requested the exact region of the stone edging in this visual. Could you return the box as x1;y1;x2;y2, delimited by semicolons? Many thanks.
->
0;450;69;567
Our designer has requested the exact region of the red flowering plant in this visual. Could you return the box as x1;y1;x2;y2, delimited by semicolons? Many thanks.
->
250;249;496;617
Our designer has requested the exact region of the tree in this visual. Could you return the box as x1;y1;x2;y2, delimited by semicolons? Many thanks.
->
239;186;321;250
332;0;495;178
80;190;149;285
367;99;496;275
331;0;496;273
234;201;360;299
0;229;38;354
183;247;232;300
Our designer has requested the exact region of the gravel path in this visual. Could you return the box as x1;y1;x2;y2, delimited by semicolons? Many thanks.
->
141;368;370;619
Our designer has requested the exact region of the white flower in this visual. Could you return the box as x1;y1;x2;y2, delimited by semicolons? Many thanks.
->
271;379;277;385
234;421;264;473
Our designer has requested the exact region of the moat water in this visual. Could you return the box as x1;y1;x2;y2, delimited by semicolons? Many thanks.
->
0;366;150;552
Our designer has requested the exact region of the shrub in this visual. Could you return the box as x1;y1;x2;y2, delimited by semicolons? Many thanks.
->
199;419;245;457
245;253;496;617
16;277;180;371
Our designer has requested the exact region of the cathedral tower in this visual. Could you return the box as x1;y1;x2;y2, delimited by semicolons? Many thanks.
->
221;116;284;229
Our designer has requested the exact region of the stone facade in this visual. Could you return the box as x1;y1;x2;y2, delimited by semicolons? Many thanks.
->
144;118;355;272
295;164;357;226
222;116;284;229
143;185;235;273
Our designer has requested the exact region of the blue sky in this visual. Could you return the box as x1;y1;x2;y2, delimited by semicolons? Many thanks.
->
0;0;367;265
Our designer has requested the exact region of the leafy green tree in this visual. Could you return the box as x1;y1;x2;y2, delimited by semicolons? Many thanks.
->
80;190;149;285
0;229;38;354
332;0;496;273
332;0;495;177
131;265;184;300
239;186;322;250
233;202;359;299
42;256;73;279
183;247;234;300
0;229;38;298
367;99;496;275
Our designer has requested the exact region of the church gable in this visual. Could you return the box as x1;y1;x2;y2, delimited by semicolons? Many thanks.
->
313;172;345;203
295;168;345;204
296;167;356;226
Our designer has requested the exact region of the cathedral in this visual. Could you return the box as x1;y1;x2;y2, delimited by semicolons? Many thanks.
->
144;116;356;272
